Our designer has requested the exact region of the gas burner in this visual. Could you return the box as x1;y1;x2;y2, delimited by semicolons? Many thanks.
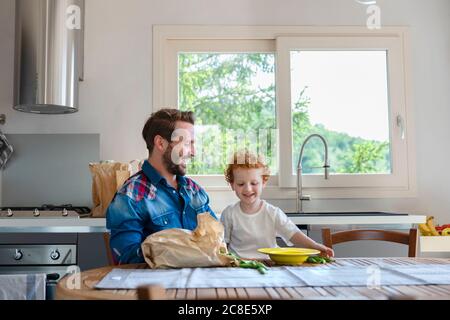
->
0;205;91;218
41;204;75;210
0;205;90;215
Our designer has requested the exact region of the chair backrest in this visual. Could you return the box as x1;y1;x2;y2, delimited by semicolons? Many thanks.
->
103;232;116;266
137;285;167;300
321;228;418;257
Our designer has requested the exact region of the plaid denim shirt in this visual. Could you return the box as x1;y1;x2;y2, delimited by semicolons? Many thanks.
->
106;160;217;264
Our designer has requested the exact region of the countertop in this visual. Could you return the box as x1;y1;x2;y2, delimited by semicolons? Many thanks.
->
0;214;426;233
288;214;426;226
0;217;107;233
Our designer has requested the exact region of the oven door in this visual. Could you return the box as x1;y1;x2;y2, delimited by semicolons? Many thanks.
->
0;265;75;300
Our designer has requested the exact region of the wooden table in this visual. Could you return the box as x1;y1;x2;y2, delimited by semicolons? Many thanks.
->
56;258;450;300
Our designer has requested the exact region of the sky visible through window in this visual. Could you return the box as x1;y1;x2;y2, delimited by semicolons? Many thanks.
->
291;50;390;142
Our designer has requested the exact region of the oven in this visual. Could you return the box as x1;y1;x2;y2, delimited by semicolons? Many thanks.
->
0;245;77;299
0;205;88;300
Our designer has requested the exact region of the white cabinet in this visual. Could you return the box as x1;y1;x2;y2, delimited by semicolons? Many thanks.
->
419;236;450;258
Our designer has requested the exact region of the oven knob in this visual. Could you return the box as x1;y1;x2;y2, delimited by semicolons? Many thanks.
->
50;249;60;260
14;249;23;260
33;209;40;217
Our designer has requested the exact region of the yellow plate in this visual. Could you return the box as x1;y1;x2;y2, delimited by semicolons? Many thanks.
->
257;248;321;265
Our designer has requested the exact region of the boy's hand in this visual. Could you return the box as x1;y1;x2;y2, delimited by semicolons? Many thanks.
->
321;247;334;258
315;244;334;258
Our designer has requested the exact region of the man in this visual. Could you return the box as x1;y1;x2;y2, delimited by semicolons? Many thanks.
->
106;108;217;264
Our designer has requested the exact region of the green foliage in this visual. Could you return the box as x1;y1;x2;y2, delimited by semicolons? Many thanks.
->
291;87;390;174
345;141;390;173
179;53;277;174
178;53;391;176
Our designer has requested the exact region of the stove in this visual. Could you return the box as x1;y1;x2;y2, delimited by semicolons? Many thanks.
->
0;204;90;218
0;244;77;300
0;204;90;299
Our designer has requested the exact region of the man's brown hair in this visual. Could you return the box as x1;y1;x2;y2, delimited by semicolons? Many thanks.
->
142;108;195;154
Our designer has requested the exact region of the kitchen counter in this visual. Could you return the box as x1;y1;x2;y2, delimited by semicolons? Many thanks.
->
0;214;426;233
0;217;107;233
288;213;426;227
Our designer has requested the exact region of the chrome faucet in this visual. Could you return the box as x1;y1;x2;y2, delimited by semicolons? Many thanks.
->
296;134;330;213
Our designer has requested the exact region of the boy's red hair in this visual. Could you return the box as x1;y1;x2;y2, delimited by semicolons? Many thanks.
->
224;150;270;184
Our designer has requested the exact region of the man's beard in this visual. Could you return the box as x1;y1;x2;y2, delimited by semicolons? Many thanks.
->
162;145;188;176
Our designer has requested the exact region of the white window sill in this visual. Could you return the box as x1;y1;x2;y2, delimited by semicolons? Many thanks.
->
205;185;417;200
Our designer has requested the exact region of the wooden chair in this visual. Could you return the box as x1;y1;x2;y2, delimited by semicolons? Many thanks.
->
103;232;116;266
137;285;167;300
321;228;418;257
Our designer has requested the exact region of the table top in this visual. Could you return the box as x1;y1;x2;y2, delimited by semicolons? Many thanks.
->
56;257;450;300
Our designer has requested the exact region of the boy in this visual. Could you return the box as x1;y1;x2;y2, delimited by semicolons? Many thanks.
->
220;150;334;259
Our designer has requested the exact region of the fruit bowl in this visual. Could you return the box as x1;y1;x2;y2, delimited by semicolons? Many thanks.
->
257;248;321;265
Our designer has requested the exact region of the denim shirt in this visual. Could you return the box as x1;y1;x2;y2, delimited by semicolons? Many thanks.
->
106;160;217;264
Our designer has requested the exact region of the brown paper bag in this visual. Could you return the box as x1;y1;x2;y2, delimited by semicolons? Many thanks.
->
141;213;234;268
89;161;135;217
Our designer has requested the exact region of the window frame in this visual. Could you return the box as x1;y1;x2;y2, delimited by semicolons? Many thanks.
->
277;36;408;189
163;39;278;188
153;25;417;199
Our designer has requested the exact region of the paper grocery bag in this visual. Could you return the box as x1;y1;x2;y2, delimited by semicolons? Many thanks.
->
89;161;133;218
141;213;235;269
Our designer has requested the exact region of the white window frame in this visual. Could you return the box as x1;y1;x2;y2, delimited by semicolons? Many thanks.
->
153;25;417;199
162;39;278;188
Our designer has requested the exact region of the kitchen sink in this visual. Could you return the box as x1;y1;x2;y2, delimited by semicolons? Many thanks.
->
286;212;409;217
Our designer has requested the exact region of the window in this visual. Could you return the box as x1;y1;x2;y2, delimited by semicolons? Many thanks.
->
153;26;416;198
290;51;391;175
178;52;277;177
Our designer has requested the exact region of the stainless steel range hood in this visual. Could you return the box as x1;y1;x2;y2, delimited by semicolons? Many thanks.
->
13;0;84;114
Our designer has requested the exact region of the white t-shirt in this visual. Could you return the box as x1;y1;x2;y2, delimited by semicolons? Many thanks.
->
220;200;299;259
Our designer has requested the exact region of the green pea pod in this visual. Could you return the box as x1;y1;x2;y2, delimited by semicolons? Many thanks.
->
239;260;258;268
308;256;325;264
232;255;269;274
256;262;268;270
308;255;336;264
248;261;258;267
239;261;254;268
257;266;267;274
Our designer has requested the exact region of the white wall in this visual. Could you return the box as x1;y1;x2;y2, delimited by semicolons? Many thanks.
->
1;0;449;219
